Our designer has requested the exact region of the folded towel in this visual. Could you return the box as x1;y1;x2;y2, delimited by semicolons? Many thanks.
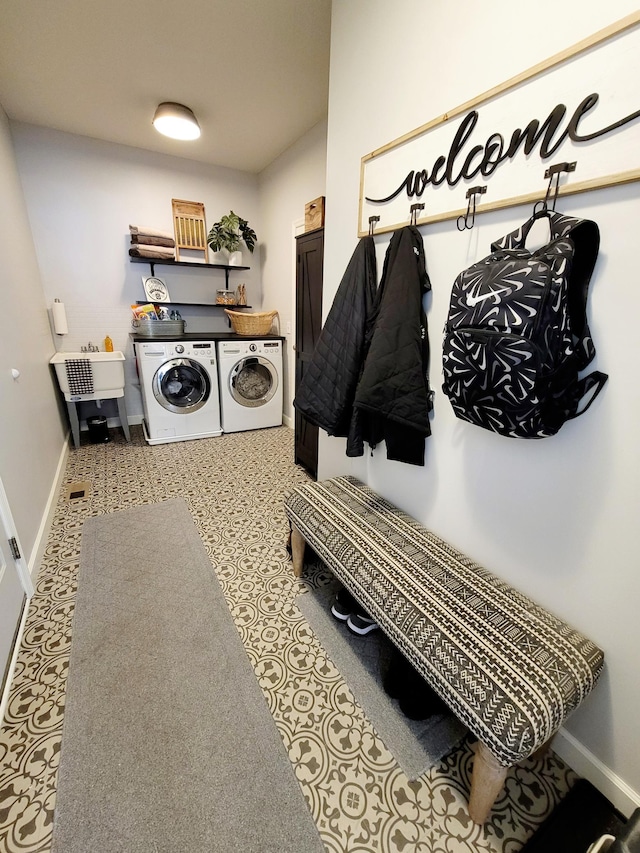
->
130;234;175;248
129;225;174;240
129;245;176;259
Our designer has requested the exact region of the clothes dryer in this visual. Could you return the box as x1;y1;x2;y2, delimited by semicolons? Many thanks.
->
135;340;222;444
217;339;283;432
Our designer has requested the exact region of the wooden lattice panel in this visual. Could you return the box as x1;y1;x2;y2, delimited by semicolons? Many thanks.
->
172;199;208;262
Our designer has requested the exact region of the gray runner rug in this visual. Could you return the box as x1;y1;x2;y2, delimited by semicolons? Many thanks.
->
297;580;467;781
52;498;324;853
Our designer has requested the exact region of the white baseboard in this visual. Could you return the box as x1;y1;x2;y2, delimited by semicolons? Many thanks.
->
553;728;640;818
282;413;293;429
28;435;70;583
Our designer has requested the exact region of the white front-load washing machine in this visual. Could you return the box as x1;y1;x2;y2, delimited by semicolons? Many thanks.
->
217;339;283;432
135;339;222;444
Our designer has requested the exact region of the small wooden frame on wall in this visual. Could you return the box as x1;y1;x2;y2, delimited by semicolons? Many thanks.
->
358;12;640;236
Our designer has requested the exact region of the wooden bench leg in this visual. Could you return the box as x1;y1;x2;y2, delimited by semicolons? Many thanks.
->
290;524;306;578
468;742;509;824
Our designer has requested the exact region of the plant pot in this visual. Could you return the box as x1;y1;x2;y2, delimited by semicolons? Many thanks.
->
227;250;243;266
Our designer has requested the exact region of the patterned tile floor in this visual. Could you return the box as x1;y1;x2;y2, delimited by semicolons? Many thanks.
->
0;425;576;852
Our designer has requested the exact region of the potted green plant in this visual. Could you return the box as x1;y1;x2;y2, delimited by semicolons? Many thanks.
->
207;211;257;266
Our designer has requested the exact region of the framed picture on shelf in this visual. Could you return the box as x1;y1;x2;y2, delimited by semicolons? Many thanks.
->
142;276;171;302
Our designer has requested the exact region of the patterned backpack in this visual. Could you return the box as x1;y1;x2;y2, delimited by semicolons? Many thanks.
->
442;211;608;438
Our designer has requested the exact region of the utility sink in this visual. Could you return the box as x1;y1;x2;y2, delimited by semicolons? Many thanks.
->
49;350;130;447
50;350;126;400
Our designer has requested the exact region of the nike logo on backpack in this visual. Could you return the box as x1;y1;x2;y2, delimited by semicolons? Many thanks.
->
465;285;515;307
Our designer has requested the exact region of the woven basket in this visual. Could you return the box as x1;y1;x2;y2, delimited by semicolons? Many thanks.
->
224;309;278;336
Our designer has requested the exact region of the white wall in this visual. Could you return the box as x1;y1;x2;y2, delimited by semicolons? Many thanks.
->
0;107;65;562
11;123;263;424
325;0;640;811
259;119;327;422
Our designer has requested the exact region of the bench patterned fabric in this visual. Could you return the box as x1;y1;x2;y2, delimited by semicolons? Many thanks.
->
285;476;604;767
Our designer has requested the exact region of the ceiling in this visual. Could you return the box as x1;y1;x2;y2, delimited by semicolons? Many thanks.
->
0;0;332;174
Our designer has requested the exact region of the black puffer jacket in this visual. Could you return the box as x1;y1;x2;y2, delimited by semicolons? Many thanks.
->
293;236;377;456
354;226;433;466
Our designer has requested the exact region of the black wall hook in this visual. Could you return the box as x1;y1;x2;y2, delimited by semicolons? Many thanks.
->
534;161;577;215
457;185;487;231
368;215;380;236
410;203;425;225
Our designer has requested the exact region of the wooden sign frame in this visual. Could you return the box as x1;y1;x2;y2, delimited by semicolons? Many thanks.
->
358;12;640;237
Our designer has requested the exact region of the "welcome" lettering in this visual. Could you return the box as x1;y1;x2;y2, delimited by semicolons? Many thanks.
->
365;93;640;204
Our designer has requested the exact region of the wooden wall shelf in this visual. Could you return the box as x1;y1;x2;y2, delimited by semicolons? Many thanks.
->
130;256;249;289
135;301;252;309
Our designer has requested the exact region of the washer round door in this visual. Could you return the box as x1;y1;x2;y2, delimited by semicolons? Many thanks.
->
153;358;211;414
229;356;278;408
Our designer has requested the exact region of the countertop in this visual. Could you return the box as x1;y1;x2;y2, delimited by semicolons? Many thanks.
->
130;332;285;343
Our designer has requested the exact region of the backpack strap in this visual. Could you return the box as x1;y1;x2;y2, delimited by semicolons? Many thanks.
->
567;371;608;420
561;215;609;416
491;211;585;252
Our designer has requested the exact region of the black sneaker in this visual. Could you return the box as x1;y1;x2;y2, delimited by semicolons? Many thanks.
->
399;684;445;721
383;646;412;698
384;648;445;720
330;588;356;622
347;610;379;636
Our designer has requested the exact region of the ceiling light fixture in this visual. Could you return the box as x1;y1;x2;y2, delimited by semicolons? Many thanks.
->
152;102;201;141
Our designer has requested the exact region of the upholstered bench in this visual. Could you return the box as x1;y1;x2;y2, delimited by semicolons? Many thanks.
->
284;475;604;824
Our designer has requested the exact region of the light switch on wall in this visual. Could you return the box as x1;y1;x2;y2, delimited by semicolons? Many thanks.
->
286;321;292;334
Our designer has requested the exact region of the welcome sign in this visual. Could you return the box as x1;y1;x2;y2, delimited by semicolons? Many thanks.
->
358;12;640;236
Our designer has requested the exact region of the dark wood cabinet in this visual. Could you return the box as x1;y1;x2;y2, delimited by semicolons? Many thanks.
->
294;228;324;478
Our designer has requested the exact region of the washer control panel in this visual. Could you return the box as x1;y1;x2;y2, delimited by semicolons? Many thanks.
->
219;340;282;358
